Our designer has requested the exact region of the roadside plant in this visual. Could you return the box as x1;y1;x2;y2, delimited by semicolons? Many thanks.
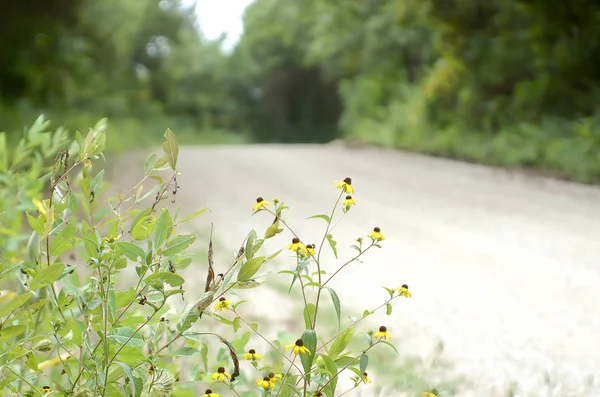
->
0;117;420;397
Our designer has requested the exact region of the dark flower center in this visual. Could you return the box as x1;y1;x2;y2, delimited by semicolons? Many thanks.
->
269;372;275;378
306;244;315;249
345;195;352;199
373;227;381;232
401;284;409;289
263;376;271;381
379;325;387;332
292;237;300;244
256;197;263;203
218;367;225;373
249;349;256;354
295;338;304;346
219;297;226;302
363;372;368;376
316;393;323;397
205;390;213;394
343;177;352;184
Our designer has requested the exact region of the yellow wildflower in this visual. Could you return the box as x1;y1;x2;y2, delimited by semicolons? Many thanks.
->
256;376;276;389
252;197;270;212
342;195;356;206
211;366;231;381
367;227;385;241
214;297;232;311
422;389;439;397
287;237;307;254
397;284;412;298
362;372;372;383
374;325;391;340
102;234;121;244
41;386;52;395
305;244;316;256
269;372;283;383
334;177;355;193
203;389;220;397
243;349;262;361
284;338;311;355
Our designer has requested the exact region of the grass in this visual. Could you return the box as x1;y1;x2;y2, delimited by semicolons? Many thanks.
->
0;106;250;154
341;85;600;185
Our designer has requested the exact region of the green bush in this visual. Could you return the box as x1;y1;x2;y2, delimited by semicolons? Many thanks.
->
0;118;435;397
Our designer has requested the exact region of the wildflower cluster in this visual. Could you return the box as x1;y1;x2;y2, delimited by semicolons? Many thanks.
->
0;125;444;397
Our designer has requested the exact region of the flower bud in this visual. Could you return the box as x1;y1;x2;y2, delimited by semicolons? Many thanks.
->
34;339;53;352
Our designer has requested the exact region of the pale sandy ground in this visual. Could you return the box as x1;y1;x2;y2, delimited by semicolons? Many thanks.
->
109;144;600;397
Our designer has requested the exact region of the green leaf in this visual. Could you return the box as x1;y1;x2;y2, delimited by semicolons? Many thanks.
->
116;242;145;263
162;128;179;171
25;353;40;373
264;221;283;239
144;153;157;175
308;214;331;224
326;234;338;258
386;303;393;315
320;354;338;396
154;209;173;248
171;347;199;357
325;287;342;330
245;230;257;260
300;330;317;383
253;239;265;256
359;354;369;374
329;327;354;358
30;263;65;290
111;346;144;365
200;343;209;371
131;215;157;241
50;235;78;256
380;340;399;355
108;328;145;347
177;298;204;333
91;169;105;193
179;208;210;223
26;212;44;235
382;286;395;298
108;290;116;322
161;234;196;256
0;292;33;318
116;362;138;397
144;272;185;288
303;303;316;329
237;256;266;281
233;317;240;332
0;325;27;340
268;249;283;260
231;331;251;353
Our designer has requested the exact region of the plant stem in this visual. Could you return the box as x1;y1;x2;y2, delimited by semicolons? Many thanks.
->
321;242;374;289
316;296;397;353
233;310;306;379
317;342;378;393
6;366;44;397
311;190;344;329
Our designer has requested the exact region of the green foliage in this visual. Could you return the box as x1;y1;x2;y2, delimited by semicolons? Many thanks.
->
3;0;600;181
236;0;600;182
0;118;423;396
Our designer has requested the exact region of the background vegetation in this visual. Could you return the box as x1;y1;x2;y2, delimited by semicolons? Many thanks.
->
2;0;600;181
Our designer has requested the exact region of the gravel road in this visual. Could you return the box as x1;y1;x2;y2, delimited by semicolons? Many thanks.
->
110;144;600;397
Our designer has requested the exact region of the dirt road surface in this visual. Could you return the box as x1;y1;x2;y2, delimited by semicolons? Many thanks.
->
111;144;600;397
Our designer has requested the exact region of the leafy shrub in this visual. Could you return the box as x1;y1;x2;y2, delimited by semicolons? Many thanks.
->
0;118;424;397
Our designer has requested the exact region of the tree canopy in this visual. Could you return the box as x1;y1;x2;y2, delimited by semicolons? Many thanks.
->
2;0;600;181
